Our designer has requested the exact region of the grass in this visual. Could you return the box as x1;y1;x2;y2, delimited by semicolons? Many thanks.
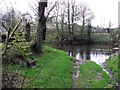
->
74;61;113;88
4;45;73;88
91;33;110;43
105;52;119;82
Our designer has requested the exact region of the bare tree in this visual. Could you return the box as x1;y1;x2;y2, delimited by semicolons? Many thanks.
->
28;0;57;21
1;1;22;29
71;0;76;34
67;0;71;33
60;2;66;40
50;0;66;40
55;2;59;33
77;3;94;39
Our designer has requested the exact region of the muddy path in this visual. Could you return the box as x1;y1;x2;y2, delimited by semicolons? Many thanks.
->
72;59;87;88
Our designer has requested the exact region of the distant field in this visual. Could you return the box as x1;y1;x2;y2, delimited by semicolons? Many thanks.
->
91;33;111;43
45;30;111;44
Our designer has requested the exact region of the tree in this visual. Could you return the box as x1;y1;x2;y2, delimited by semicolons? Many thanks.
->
77;3;94;39
50;0;66;41
2;8;21;30
67;0;71;33
53;1;60;40
87;20;92;43
29;0;57;21
60;2;66;40
1;1;22;30
71;0;75;34
31;1;47;54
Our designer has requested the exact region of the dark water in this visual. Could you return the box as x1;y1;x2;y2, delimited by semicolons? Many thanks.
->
57;44;112;66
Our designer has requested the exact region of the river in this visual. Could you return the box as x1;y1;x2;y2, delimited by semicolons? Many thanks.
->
57;44;112;64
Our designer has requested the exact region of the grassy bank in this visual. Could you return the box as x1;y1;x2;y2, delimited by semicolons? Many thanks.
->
74;61;112;88
45;31;110;46
4;45;73;88
91;33;110;44
105;52;120;83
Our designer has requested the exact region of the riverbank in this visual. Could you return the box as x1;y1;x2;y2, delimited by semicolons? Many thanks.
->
91;33;110;44
73;61;113;88
45;31;111;48
2;43;117;88
104;51;120;88
3;45;73;88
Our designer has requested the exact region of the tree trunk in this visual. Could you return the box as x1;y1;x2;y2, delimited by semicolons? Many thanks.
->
71;2;75;34
87;23;92;43
31;2;47;54
81;16;85;39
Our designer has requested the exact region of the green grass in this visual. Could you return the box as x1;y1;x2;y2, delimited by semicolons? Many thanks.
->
91;33;110;43
105;52;119;81
74;61;112;88
4;45;73;88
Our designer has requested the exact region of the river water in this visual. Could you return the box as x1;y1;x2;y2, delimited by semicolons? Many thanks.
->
57;44;112;64
57;44;113;79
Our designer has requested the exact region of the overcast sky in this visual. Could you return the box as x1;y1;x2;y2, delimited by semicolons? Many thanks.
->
0;0;119;28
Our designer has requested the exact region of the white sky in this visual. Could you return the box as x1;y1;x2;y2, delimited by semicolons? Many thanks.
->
0;0;120;28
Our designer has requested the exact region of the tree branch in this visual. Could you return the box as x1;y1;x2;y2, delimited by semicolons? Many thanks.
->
2;22;8;31
46;2;57;19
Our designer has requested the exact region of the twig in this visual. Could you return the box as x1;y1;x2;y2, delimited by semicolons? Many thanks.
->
46;2;57;20
2;22;8;31
21;68;30;88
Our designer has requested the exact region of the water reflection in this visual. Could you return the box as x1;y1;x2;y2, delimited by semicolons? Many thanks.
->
75;48;110;65
76;52;81;60
58;44;112;65
90;52;109;65
75;46;91;61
